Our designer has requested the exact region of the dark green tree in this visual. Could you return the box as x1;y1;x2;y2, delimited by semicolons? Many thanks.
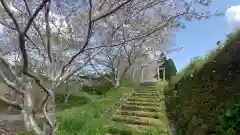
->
164;58;177;80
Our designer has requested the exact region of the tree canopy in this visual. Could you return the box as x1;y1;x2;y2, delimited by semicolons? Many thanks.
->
165;58;177;81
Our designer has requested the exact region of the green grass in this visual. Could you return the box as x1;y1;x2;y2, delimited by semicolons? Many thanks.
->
16;76;139;135
56;76;173;135
57;86;135;135
104;122;172;135
56;93;91;111
18;83;137;135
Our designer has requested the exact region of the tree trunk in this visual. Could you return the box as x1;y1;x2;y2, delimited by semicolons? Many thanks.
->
163;67;166;81
115;78;120;88
114;70;120;88
64;93;69;104
21;77;57;135
7;91;17;113
22;80;44;134
42;78;57;135
132;68;136;80
64;80;69;104
141;67;144;82
44;95;57;135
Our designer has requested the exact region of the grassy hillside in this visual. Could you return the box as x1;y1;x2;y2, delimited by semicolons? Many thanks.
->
164;29;240;135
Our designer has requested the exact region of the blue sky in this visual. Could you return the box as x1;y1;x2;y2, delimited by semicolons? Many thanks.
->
169;0;240;71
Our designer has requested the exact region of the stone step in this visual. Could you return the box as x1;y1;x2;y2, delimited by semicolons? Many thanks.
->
140;82;157;86
125;101;160;107
130;95;159;99
125;124;152;130
132;91;157;93
138;86;156;88
116;110;162;119
112;115;163;127
105;133;120;135
132;91;158;94
135;89;157;92
127;97;161;103
134;91;158;94
131;93;159;97
121;104;160;112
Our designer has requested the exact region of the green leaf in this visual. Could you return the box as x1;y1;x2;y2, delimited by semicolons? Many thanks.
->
225;109;233;117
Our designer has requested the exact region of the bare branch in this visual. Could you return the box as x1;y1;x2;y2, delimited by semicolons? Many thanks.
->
25;34;45;57
0;0;20;31
0;96;23;110
92;57;111;68
92;0;132;22
45;1;52;62
56;0;93;80
13;0;48;77
23;0;49;34
23;0;46;48
89;60;113;84
0;20;16;30
0;66;23;95
57;48;103;86
97;0;107;11
19;0;49;75
0;55;16;77
23;70;54;97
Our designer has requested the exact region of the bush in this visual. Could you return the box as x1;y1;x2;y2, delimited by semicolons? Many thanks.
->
82;75;137;95
82;81;113;95
217;100;240;135
165;58;177;81
120;75;138;87
164;29;240;134
156;80;168;91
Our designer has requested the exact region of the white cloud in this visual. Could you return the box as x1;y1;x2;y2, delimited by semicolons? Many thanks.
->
226;5;240;29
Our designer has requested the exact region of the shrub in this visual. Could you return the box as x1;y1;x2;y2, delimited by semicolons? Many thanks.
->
217;101;240;135
164;29;240;134
156;80;168;91
82;81;113;95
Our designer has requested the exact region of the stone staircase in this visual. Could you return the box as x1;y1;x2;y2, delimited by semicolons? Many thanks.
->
112;82;168;130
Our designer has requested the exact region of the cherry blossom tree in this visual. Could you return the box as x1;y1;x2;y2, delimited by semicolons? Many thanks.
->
0;0;133;134
89;0;220;86
0;0;220;134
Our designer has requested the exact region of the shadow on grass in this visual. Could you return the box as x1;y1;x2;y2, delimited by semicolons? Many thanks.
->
56;94;91;111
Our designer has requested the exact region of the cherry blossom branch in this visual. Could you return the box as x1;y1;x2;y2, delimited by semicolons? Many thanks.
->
23;0;49;34
89;60;113;84
23;0;47;48
0;0;20;31
56;0;133;81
